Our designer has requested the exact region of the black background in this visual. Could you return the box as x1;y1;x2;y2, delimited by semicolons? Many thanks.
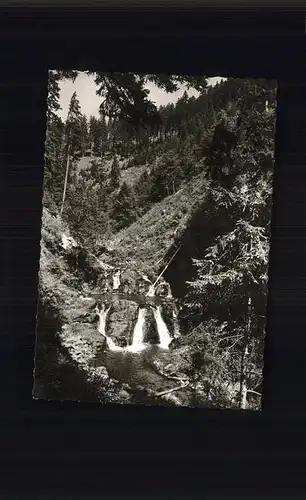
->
1;5;306;495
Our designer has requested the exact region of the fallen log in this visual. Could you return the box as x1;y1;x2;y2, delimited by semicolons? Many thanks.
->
155;380;190;397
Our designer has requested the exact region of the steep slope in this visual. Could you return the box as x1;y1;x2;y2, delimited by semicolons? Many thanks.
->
97;170;211;278
75;154;149;187
34;208;199;406
35;174;245;408
34;209;128;403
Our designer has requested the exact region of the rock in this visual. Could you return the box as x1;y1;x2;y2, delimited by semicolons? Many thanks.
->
119;269;139;294
118;389;131;402
159;302;177;337
106;299;139;346
155;277;172;297
142;307;158;344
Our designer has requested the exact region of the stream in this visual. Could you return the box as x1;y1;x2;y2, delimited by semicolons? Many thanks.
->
95;300;175;352
87;268;187;401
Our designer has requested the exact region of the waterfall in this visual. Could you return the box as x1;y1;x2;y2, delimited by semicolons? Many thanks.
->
166;281;173;299
113;270;121;291
96;304;110;336
95;296;175;356
96;304;121;351
131;307;147;347
96;304;148;354
142;274;152;284
153;305;173;349
147;284;155;297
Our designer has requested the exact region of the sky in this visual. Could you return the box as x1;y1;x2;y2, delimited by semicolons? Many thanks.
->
57;72;226;121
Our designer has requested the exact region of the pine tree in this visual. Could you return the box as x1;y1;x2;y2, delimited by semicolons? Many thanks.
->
44;74;66;211
60;92;83;214
184;78;277;409
65;165;109;249
43;71;80;212
134;170;152;216
65;91;83;159
79;115;90;155
111;181;136;231
149;163;167;202
90;71;208;129
44;115;65;210
99;114;109;156
88;116;105;156
47;72;62;122
109;156;121;191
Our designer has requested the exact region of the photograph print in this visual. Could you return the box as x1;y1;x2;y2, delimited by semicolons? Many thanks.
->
33;70;277;410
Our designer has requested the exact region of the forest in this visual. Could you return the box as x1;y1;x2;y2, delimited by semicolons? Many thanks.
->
34;71;277;410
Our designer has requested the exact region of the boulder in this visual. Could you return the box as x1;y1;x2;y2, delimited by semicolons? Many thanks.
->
106;298;139;346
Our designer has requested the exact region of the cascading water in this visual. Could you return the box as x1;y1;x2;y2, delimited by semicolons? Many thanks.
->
131;307;147;347
146;285;155;297
96;304;148;354
153;305;173;349
96;304;121;351
95;273;176;355
113;271;121;291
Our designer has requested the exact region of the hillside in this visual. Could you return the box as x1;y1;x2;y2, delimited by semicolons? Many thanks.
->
34;209;117;402
35;207;217;407
98;170;210;276
75;155;149;188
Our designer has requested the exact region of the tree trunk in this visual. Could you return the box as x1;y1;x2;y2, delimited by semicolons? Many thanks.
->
60;143;70;215
239;347;248;410
239;297;252;410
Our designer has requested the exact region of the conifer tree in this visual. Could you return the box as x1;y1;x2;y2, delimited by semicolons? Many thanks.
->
65;162;109;249
43;71;79;212
44;73;65;211
89;116;104;156
79;115;90;155
134;170;152;216
65;91;83;159
60;92;83;215
90;72;208;129
111;181;136;231
99;114;109;156
47;72;62;122
44;115;65;210
185;78;276;409
149;163;167;202
109;156;121;191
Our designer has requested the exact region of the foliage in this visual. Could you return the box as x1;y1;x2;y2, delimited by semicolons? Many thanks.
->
172;318;263;409
64;162;110;250
183;78;276;408
89;72;208;131
44;113;65;209
134;170;153;216
111;181;137;231
109;156;121;192
89;115;109;156
65;91;84;158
